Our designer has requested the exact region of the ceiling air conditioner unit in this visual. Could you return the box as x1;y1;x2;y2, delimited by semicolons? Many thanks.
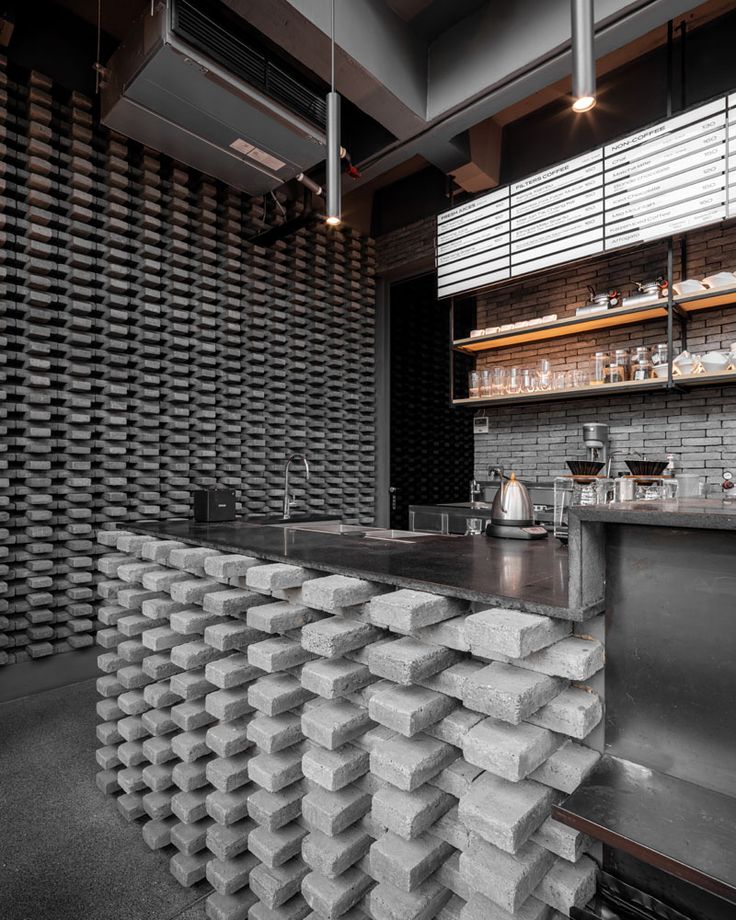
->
101;0;327;195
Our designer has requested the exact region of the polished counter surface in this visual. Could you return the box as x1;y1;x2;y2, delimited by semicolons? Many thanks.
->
127;517;575;616
571;497;736;529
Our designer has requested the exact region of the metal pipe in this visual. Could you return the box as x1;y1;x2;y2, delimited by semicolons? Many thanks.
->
326;91;341;225
295;173;324;197
571;0;596;112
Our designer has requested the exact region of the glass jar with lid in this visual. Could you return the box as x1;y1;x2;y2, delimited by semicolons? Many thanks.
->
613;348;631;381
651;343;669;366
608;352;627;384
631;346;652;381
468;370;480;398
590;351;610;385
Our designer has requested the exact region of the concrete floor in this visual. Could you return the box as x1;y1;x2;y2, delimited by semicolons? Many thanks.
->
0;677;212;920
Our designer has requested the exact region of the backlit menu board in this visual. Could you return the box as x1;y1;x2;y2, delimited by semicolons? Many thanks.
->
437;92;734;299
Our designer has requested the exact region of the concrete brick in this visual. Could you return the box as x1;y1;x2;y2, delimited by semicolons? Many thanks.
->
118;561;160;584
171;758;210;792
171;728;210;763
419;660;485;700
143;654;182;681
250;896;310;920
168;547;221;576
170;578;223;606
425;708;483;748
206;688;254;723
459;837;555;914
170;668;213;701
370;831;454;891
170;851;209;887
302;744;369;792
143;734;177;763
432;807;470;852
369;590;467;632
463;718;560;782
435;851;471;901
117;791;145;818
302;867;373;919
206;889;258;920
117;588;164;610
302;784;372;836
249;856;309;909
368;877;452;920
248;602;327;635
301;700;374;750
247;713;304;753
250;822;307;868
118;715;149;741
171;699;215;732
171;817;211;855
171;640;224;671
246;564;315;592
531;817;592;863
369;684;456;737
510;638;605;681
206;851;259;896
462;663;567;725
142;790;174;821
171;789;209;824
368;638;460;685
302;826;372;878
465;608;571;659
207;818;255;860
370;734;457;792
207;751;252;792
170;608;220;636
204;588;273;617
206;654;263;690
248;746;305;792
141;763;175;793
141;569;189;592
300;658;374;699
301;617;384;659
203;554;261;579
249;637;316;673
142;627;189;652
534;855;598;914
301;575;387;611
438;893;465;920
526;687;602;740
249;674;314;716
460;891;549;920
413;617;470;652
248;783;305;831
207;789;251;826
143;815;178;850
207;718;252;757
141;540;185;563
458;772;554;854
205;621;264;652
528;741;600;794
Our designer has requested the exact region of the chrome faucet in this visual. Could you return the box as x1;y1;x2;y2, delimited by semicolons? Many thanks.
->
283;454;310;520
469;479;482;503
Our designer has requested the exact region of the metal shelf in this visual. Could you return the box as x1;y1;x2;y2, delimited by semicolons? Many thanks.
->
452;378;667;407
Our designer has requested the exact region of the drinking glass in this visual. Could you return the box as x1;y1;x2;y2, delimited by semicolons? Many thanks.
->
572;368;589;388
465;517;485;536
491;367;508;396
521;368;537;393
468;370;480;399
507;367;522;395
553;370;570;390
479;369;492;398
538;359;552;391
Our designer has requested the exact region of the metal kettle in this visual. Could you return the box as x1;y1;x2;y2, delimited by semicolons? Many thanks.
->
491;471;534;526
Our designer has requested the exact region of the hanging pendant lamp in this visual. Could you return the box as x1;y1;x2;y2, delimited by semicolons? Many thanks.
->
571;0;596;112
325;0;342;226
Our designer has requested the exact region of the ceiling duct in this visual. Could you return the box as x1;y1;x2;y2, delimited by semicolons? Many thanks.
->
101;0;327;195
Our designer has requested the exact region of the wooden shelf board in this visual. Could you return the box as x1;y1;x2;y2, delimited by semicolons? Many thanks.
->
453;378;666;407
676;287;736;312
455;302;668;352
676;369;736;387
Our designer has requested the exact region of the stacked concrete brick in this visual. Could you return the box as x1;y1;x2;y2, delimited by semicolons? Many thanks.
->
1;59;376;667
96;531;604;919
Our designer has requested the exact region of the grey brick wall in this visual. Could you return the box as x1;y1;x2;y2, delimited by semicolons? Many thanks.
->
0;60;376;666
375;210;736;487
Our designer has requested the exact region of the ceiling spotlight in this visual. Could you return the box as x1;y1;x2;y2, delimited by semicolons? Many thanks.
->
571;0;596;113
325;0;341;227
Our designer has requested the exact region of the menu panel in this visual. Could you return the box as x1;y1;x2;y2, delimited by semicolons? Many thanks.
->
437;90;736;298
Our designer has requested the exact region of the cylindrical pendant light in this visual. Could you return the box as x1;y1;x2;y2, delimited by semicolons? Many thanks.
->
325;0;342;226
571;0;596;113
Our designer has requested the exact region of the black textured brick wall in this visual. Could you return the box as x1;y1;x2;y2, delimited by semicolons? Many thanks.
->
0;60;376;666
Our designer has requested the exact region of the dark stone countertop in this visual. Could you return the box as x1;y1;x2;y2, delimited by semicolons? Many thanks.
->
571;498;736;530
124;517;582;618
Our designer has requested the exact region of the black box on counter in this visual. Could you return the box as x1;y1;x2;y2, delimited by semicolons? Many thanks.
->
193;489;236;522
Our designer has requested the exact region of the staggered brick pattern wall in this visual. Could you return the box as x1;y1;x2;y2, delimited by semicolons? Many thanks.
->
96;530;603;920
470;225;736;483
0;59;376;667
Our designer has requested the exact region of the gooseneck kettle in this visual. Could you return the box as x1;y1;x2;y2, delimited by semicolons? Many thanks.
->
487;470;548;540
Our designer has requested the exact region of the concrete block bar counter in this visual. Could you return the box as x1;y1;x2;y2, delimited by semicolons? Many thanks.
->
3;1;736;919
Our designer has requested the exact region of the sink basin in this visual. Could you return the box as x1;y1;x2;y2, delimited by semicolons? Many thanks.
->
273;521;370;535
363;529;435;542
